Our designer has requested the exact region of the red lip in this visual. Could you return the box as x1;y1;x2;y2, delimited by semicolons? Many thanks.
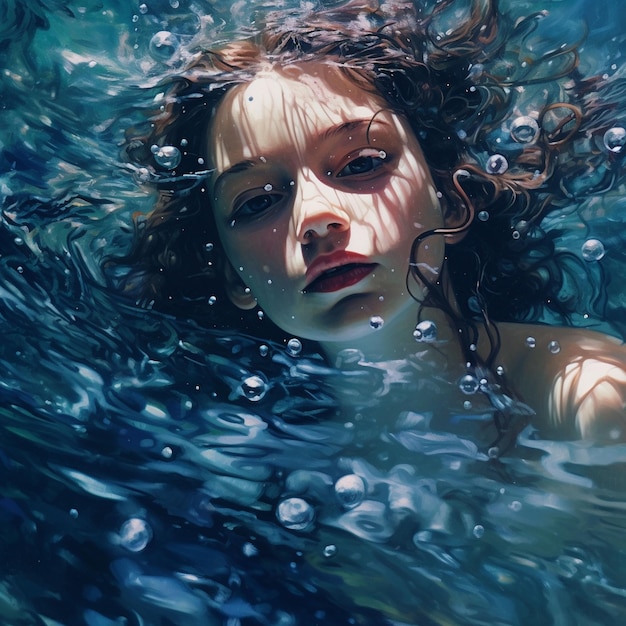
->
304;252;377;294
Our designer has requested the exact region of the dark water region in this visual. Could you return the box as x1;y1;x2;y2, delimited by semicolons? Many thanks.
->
1;0;626;624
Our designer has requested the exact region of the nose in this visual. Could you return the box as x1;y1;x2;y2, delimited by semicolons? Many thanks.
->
294;172;350;244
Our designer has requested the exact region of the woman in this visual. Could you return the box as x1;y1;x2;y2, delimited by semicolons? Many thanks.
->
118;0;626;447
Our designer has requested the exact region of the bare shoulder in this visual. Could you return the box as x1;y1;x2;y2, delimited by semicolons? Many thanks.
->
495;322;626;441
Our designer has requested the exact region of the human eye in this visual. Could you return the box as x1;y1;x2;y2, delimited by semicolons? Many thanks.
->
337;148;388;178
233;188;284;220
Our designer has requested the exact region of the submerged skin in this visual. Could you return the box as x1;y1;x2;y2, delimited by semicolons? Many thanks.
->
206;61;626;443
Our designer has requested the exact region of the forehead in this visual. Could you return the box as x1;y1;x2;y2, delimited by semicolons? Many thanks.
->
208;62;390;166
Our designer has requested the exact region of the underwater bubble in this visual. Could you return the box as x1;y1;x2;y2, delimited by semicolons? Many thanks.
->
477;210;489;222
154;145;181;169
334;474;366;509
259;344;269;357
509;500;522;512
263;183;273;191
473;524;485;538
459;373;480;395
548;340;561;355
485;154;509;175
169;0;180;7
603;126;626;153
276;497;314;530
514;220;529;236
161;446;173;459
204;242;214;252
149;31;179;60
496;365;505;376
369;315;384;329
208;295;217;305
286;338;302;356
119;518;152;552
487;446;500;459
510;116;540;143
69;508;79;519
240;375;267;402
581;238;605;262
463;400;472;410
526;336;536;348
139;3;148;14
323;544;337;558
413;320;438;343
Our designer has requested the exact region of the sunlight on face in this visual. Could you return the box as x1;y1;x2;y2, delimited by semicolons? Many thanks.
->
207;61;444;344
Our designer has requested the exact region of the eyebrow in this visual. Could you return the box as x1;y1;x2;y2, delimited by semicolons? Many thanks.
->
213;159;257;195
213;118;392;192
321;118;387;141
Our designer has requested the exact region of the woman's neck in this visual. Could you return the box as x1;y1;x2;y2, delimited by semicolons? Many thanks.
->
319;302;466;369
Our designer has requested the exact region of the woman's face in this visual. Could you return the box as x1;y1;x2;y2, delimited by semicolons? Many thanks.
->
207;61;445;344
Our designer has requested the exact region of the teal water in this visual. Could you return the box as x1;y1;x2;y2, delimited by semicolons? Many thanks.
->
1;1;626;625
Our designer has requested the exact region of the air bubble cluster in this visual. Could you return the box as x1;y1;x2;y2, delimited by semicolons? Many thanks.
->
413;320;438;343
153;145;181;169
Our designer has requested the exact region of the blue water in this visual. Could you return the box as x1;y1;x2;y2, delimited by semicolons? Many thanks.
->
1;1;626;624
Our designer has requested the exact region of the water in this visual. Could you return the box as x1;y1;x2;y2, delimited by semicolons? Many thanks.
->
1;1;626;624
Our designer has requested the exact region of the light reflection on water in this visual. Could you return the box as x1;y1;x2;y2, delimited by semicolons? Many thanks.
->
0;1;625;624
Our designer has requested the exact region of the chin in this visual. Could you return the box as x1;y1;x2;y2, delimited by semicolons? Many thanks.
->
301;316;390;344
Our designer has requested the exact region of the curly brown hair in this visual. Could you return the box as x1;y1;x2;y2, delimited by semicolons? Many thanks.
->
114;0;625;354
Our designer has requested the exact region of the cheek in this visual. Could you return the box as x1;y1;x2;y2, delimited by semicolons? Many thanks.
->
369;176;441;247
220;232;285;296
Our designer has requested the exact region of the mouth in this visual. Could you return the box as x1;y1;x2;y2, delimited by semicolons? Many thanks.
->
303;263;377;293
